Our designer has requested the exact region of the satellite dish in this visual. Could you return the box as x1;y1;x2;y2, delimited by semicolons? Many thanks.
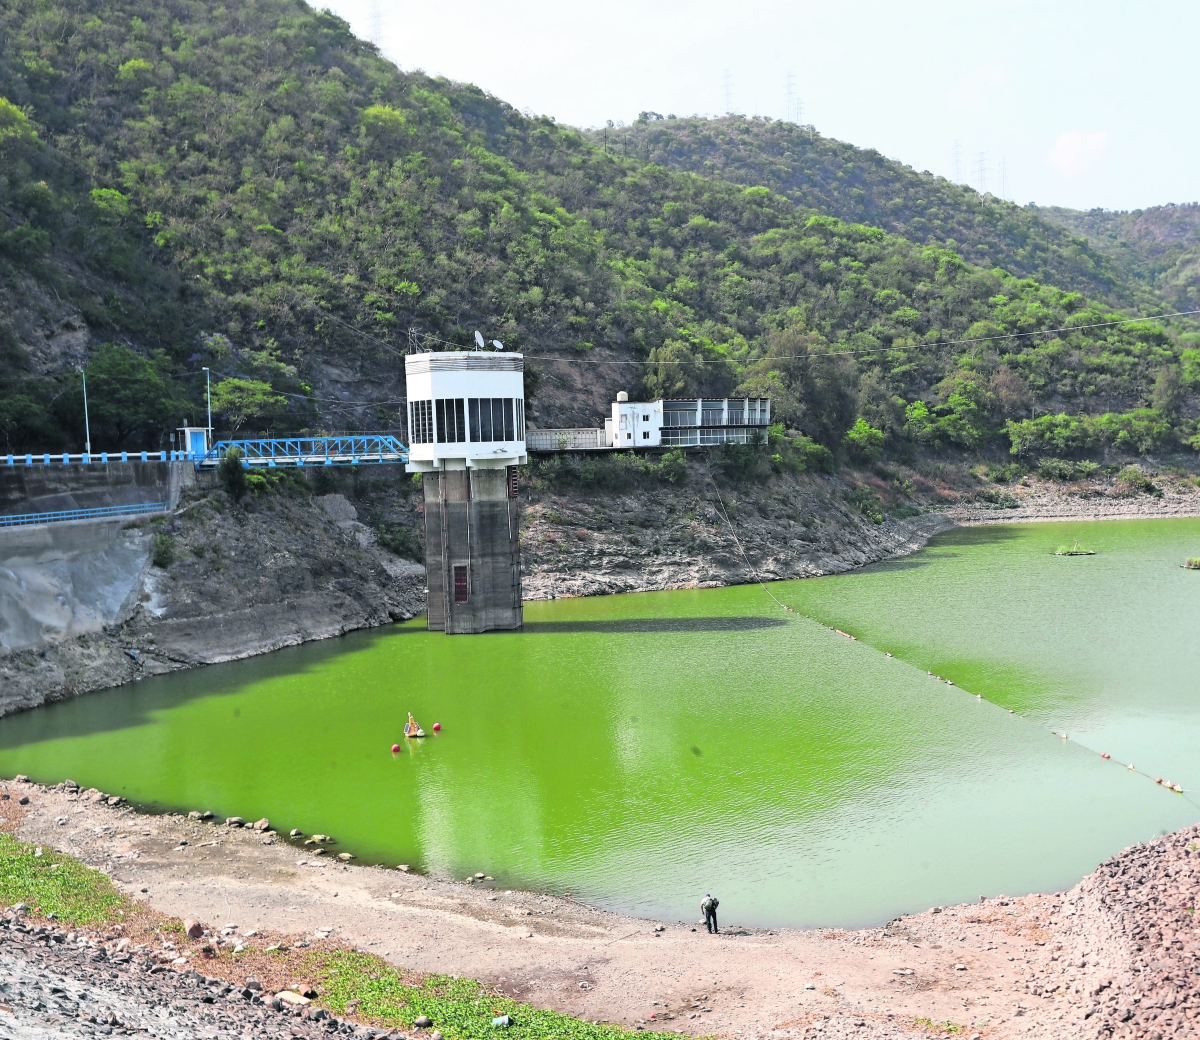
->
474;330;485;349
492;339;504;351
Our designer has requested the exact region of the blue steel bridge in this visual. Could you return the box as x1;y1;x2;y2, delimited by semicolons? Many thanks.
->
194;435;408;469
0;436;409;529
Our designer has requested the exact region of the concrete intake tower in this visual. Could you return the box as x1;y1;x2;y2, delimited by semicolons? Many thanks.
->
404;351;527;634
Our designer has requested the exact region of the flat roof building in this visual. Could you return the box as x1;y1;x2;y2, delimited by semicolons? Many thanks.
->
525;394;771;452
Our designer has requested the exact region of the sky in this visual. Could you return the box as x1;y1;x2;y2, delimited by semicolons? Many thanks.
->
321;0;1198;213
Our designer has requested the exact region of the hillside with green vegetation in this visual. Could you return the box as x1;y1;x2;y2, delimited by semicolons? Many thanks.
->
584;115;1152;311
1041;203;1200;314
1;0;1198;474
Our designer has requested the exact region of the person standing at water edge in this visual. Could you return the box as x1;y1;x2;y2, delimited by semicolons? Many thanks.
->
701;893;719;933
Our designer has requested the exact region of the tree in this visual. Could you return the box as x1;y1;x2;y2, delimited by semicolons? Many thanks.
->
217;446;247;499
1151;366;1184;417
844;417;884;463
643;338;736;400
735;326;858;448
210;378;287;433
989;365;1033;418
54;344;186;449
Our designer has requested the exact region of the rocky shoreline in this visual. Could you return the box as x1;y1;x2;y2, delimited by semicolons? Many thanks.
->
0;777;1196;1039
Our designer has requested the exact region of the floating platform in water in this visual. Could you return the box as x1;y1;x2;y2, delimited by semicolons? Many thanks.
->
1054;540;1095;556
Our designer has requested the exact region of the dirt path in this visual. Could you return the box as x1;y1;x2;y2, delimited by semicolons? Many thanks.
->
12;778;1186;1040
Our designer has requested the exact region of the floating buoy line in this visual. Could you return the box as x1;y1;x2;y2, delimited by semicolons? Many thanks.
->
703;467;1194;806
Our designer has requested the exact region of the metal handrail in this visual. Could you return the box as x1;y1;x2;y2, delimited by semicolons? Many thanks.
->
195;435;409;469
0;501;168;528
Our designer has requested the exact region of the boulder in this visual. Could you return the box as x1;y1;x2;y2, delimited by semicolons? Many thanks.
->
276;990;310;1007
414;1016;433;1028
184;919;203;939
253;818;270;832
226;817;245;828
337;853;355;862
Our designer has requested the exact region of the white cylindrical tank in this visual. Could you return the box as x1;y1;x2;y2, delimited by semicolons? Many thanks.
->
404;352;527;473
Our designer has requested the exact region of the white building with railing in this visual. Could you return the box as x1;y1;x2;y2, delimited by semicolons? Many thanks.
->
525;392;770;452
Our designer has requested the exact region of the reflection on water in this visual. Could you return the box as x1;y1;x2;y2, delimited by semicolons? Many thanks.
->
0;519;1197;929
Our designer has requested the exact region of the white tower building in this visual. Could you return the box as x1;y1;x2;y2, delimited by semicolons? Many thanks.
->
404;351;527;634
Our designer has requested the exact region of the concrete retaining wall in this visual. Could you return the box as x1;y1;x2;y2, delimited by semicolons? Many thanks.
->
0;461;192;518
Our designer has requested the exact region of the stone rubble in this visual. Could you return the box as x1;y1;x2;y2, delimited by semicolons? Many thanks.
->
0;912;392;1040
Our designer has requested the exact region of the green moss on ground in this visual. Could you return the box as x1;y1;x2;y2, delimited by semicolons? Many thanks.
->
0;832;129;925
308;952;628;1040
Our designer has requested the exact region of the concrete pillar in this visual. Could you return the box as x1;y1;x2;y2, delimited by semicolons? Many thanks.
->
422;465;522;634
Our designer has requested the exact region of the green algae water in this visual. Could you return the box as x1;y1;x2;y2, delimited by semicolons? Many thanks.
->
1;518;1199;930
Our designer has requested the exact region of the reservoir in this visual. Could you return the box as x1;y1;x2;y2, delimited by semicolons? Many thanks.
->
1;518;1198;929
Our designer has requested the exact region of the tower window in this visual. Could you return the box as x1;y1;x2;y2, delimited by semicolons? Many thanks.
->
454;565;468;603
643;430;649;439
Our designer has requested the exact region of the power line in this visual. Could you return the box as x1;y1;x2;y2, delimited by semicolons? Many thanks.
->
975;150;989;194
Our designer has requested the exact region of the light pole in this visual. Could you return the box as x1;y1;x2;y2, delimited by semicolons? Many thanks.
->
202;367;212;448
80;367;92;454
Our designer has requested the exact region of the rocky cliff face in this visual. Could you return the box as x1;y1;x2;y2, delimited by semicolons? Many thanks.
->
0;477;426;717
519;468;954;600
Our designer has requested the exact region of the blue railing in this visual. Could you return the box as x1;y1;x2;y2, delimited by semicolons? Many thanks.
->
195;435;408;469
5;451;181;466
0;500;168;528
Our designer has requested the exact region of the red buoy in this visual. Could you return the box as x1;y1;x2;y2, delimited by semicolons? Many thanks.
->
433;722;441;731
391;744;400;753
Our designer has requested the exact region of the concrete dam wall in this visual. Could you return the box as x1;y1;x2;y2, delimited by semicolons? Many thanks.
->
0;460;183;518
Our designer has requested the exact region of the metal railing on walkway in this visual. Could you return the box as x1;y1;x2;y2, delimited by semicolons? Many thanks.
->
526;429;606;451
195;435;409;469
5;451;182;465
0;500;168;528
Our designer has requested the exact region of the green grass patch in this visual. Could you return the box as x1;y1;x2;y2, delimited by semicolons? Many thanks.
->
307;951;628;1040
0;832;129;925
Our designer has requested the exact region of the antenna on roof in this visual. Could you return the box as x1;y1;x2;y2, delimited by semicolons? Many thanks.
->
492;339;504;351
474;330;485;350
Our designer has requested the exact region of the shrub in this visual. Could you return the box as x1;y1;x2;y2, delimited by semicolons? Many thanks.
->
217;446;247;499
711;440;765;481
767;425;836;473
532;449;690;489
1116;465;1159;496
151;533;174;568
1007;408;1175;457
986;462;1028;483
844;486;884;523
378;524;422;560
1037;457;1079;481
844;417;884;463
